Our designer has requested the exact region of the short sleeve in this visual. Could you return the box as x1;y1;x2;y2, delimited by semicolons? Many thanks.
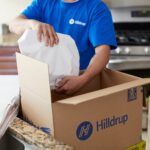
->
21;0;42;21
89;2;117;49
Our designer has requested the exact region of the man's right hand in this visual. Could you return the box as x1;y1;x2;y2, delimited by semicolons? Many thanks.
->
30;20;59;47
9;15;59;47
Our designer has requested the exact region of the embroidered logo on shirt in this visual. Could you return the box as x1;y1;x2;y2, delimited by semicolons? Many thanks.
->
69;18;86;26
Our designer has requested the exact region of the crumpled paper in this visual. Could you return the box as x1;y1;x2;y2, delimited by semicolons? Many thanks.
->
18;29;79;89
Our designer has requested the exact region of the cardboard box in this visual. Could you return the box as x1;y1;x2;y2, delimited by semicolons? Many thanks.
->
125;140;146;150
16;53;150;150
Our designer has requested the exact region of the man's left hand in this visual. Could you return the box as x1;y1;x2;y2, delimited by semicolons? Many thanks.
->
56;75;88;95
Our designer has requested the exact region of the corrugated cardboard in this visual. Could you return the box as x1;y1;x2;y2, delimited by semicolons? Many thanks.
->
16;53;150;150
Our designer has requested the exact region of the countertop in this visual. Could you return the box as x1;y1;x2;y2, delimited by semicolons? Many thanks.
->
8;117;73;150
0;33;19;47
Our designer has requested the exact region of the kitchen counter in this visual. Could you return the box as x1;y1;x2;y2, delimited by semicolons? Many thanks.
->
0;33;19;47
8;117;73;150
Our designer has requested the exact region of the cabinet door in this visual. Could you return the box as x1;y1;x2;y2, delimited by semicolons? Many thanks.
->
0;46;19;75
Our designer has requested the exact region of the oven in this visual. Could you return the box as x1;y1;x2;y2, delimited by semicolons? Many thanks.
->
106;2;150;97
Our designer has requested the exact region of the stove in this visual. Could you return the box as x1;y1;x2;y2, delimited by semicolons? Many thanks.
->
115;23;150;46
107;1;150;71
105;0;150;126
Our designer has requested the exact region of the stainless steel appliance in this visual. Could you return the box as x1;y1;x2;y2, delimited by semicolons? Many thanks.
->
106;0;150;96
104;0;150;8
105;0;150;130
109;23;150;71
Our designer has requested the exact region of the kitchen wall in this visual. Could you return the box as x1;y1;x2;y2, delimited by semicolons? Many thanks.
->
104;0;150;8
0;0;31;24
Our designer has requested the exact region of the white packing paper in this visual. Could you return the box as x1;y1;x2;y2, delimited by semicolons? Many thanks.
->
18;29;80;89
0;75;20;139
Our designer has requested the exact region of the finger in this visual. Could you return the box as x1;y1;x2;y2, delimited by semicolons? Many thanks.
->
63;85;74;95
51;27;59;44
37;25;43;42
56;84;68;93
45;35;50;46
47;27;56;47
42;25;50;46
56;78;69;88
54;33;59;44
56;86;65;93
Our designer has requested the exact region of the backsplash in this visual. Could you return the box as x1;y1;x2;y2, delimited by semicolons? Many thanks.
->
0;0;31;24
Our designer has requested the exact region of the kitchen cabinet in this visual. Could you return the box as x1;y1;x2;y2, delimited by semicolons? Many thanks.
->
0;46;19;75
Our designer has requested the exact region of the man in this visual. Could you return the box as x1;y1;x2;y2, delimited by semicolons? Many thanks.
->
9;0;117;95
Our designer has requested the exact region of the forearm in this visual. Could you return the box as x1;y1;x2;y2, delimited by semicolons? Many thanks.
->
56;45;110;95
81;45;110;82
9;15;33;35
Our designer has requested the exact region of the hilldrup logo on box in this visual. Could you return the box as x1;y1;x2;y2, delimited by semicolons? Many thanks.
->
76;114;128;141
76;121;93;141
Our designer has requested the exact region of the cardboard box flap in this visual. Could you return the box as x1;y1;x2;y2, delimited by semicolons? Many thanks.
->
16;53;54;133
16;53;51;100
57;78;150;105
101;68;140;89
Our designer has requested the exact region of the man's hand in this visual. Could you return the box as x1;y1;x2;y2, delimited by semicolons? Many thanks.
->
30;20;59;47
56;75;89;95
56;45;110;95
9;15;59;47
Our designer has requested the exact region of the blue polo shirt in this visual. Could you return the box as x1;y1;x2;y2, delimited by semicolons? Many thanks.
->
21;0;117;70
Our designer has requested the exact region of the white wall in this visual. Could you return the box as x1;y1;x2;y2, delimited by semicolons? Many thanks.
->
0;0;31;24
104;0;150;8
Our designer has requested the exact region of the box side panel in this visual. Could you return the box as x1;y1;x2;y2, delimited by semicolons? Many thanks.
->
52;86;143;150
57;79;149;105
101;69;140;89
